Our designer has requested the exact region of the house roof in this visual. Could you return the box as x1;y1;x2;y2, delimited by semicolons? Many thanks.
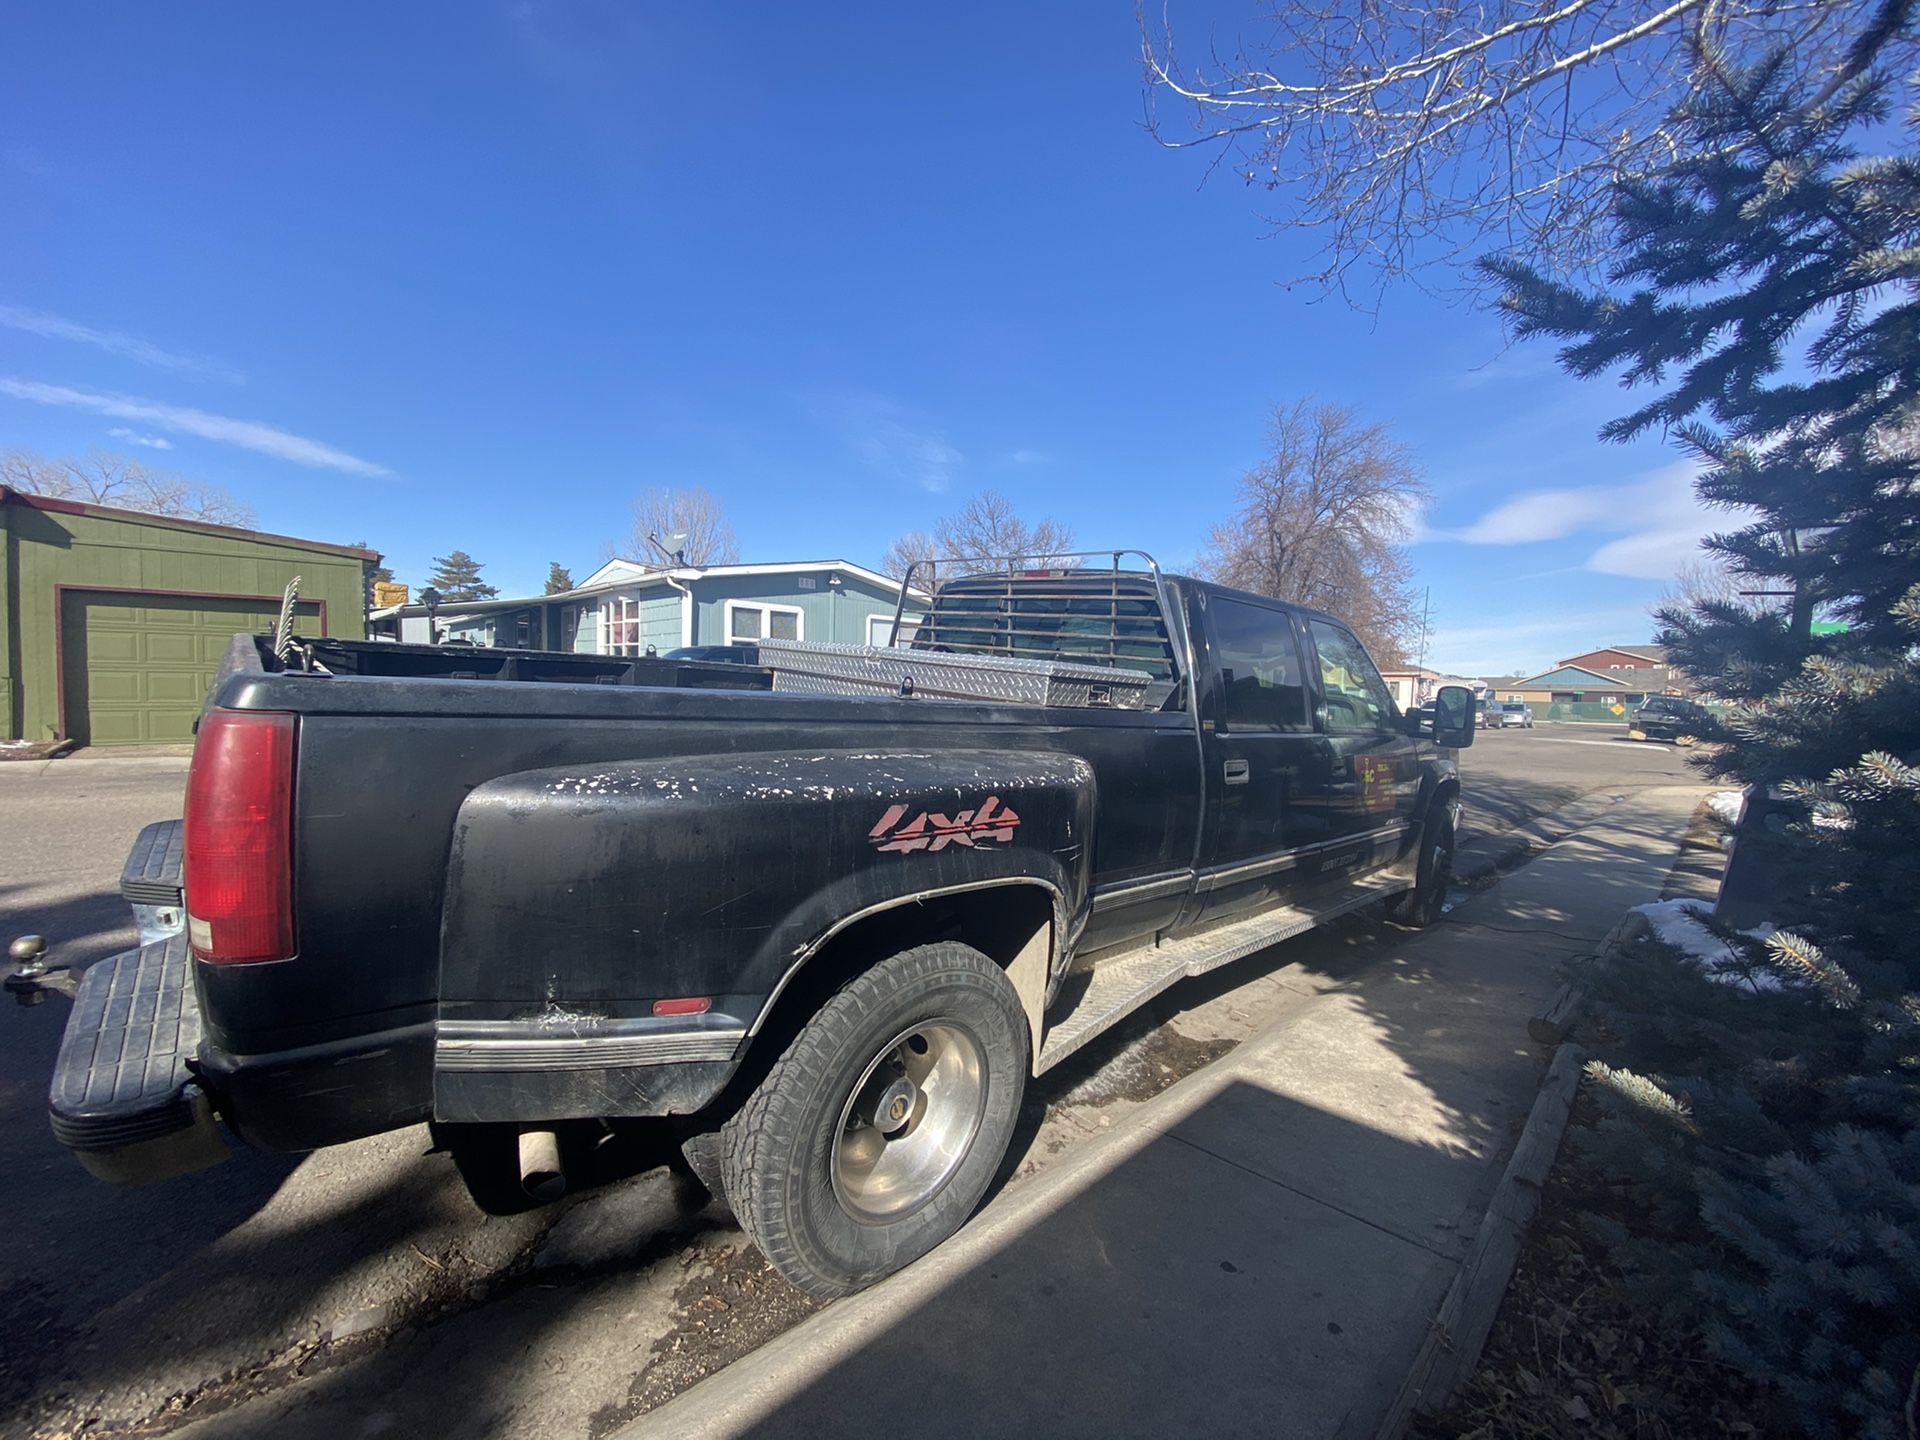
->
1486;664;1695;695
376;558;928;620
1512;664;1638;689
0;486;381;562
581;557;916;595
1557;643;1667;665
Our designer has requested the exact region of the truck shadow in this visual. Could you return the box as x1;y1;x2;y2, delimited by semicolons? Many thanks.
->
700;1079;1468;1440
1456;772;1582;844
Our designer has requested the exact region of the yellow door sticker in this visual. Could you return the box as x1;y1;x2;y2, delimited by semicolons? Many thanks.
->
1356;754;1393;811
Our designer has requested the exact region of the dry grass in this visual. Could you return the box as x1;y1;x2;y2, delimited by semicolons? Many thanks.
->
1412;1102;1796;1440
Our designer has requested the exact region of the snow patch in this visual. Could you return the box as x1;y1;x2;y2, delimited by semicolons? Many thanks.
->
1634;899;1783;991
1706;790;1745;828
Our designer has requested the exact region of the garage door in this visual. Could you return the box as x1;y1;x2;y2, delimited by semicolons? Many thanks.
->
62;593;322;746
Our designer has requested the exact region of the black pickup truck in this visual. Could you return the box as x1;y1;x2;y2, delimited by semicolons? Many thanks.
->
28;557;1474;1297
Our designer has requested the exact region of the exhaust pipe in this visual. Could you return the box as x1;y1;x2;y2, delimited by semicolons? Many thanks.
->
517;1128;566;1202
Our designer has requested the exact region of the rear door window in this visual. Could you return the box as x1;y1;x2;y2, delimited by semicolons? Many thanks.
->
1209;598;1307;731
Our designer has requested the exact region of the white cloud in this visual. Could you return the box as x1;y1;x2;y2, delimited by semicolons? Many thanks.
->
1449;345;1560;391
1438;461;1733;579
0;378;390;477
1585;526;1710;580
1006;448;1049;466
825;394;964;494
862;422;961;493
0;304;241;383
1453;486;1619;544
1392;492;1435;545
107;426;173;450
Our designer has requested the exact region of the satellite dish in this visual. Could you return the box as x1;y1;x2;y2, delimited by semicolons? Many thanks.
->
646;530;691;567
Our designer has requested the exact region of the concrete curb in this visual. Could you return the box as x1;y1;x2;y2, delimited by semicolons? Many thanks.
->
1380;899;1659;1435
1377;1043;1587;1436
1527;909;1652;1046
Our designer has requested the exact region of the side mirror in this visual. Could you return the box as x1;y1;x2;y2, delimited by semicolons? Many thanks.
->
1433;685;1475;749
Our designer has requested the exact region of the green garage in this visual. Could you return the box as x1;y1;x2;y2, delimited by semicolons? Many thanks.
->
2;487;374;747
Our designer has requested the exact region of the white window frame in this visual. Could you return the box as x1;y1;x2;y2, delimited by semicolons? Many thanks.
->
724;599;804;643
866;612;921;647
605;595;644;656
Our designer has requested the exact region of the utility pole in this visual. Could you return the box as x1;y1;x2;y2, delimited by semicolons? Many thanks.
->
1416;586;1432;680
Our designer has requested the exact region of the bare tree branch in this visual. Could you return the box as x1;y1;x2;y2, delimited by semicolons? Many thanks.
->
1657;556;1781;616
610;485;741;568
2;448;257;527
1198;399;1428;666
880;529;940;582
1141;0;1912;297
884;491;1079;582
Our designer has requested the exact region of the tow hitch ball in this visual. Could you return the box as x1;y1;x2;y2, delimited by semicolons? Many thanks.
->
6;936;77;1007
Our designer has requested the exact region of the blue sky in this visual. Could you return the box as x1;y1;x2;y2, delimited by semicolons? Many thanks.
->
0;3;1715;677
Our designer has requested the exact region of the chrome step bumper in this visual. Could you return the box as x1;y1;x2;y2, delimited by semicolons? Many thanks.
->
49;933;227;1183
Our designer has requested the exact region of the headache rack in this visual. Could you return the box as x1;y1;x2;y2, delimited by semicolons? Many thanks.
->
742;552;1182;710
904;549;1175;662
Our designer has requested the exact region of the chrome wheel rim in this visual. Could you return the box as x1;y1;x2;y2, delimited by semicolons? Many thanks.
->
831;1021;987;1222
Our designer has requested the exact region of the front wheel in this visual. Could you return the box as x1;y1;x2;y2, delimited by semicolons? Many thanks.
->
719;942;1029;1298
1387;802;1457;927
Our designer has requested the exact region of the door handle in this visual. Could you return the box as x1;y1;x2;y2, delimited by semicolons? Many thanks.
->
1223;758;1251;786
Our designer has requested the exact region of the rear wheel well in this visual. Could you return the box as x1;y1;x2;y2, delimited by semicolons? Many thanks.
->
704;885;1056;1127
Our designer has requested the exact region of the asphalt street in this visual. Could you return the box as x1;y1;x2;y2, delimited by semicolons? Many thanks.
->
0;725;1699;1438
1455;723;1695;842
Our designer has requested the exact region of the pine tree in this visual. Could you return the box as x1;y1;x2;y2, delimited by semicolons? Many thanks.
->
544;561;574;596
426;550;498;602
1485;11;1920;1433
1485;5;1920;699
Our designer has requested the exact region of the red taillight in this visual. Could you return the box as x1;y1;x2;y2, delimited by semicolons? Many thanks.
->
653;996;713;1017
184;709;297;964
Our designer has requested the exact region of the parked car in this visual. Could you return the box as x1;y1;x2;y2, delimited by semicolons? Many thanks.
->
28;558;1475;1299
664;644;760;665
1629;694;1713;743
1489;701;1534;729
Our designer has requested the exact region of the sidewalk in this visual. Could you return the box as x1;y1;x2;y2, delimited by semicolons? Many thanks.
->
621;784;1708;1440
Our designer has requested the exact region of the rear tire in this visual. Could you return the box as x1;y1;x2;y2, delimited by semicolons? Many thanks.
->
719;942;1028;1298
1387;802;1457;928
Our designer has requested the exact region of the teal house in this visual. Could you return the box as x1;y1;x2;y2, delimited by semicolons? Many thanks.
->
370;558;924;654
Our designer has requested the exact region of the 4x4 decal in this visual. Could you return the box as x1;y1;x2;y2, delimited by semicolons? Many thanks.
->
869;796;1021;854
